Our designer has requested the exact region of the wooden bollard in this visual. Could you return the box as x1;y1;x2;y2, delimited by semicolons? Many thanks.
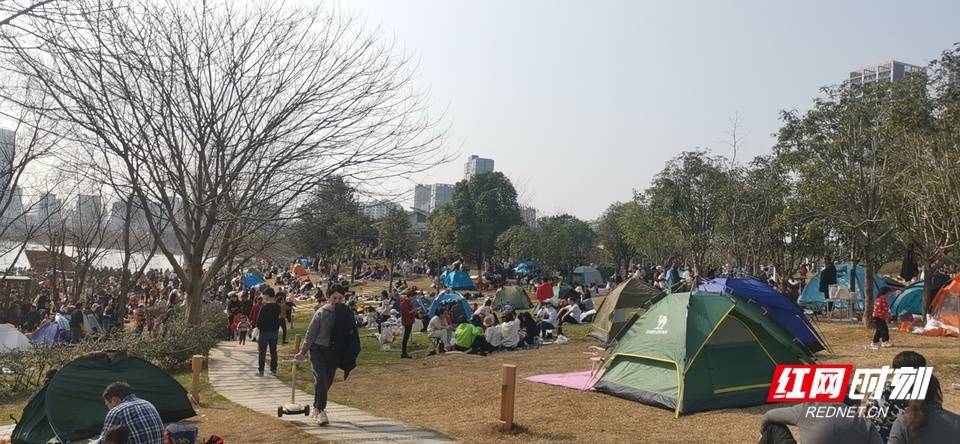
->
294;334;304;353
499;364;517;430
190;355;204;406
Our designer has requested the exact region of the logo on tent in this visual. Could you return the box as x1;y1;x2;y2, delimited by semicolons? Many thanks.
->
645;314;669;335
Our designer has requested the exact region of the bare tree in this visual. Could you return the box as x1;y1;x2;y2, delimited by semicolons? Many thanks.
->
64;185;113;301
6;0;448;323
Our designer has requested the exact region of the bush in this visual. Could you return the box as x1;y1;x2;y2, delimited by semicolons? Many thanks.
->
0;304;228;399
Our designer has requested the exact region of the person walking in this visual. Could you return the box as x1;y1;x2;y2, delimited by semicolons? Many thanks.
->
819;256;837;302
255;288;282;376
295;285;345;426
398;290;415;359
869;288;892;349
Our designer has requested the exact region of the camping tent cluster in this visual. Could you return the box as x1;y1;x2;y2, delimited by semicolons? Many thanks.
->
591;277;822;416
443;269;475;290
12;351;195;444
798;263;887;310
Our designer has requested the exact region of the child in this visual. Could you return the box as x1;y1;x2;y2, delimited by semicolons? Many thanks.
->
870;289;892;349
236;315;252;345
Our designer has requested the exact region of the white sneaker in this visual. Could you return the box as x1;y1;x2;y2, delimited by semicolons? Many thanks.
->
881;341;892;348
317;410;329;426
310;408;319;420
866;343;879;350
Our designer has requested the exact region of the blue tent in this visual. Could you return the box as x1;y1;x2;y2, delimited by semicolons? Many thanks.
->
891;281;924;316
428;291;473;322
514;261;539;275
798;263;887;310
697;277;825;354
31;321;63;346
443;269;475;290
243;272;266;289
298;258;312;268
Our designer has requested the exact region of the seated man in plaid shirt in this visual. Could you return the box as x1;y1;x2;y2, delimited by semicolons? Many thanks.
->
94;382;165;444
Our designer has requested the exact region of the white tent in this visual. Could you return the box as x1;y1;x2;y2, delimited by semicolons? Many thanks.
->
572;266;604;286
0;324;32;353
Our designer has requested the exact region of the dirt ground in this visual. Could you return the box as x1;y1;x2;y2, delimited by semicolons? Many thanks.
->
325;321;960;444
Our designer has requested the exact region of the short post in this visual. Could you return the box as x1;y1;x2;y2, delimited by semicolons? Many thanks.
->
190;355;204;406
499;364;517;430
294;334;304;353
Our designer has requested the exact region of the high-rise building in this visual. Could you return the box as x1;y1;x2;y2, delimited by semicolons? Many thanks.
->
0;129;14;189
429;183;455;211
412;183;455;212
361;200;400;220
848;60;922;86
521;206;538;227
33;192;61;226
75;194;104;227
464;154;494;179
413;184;431;212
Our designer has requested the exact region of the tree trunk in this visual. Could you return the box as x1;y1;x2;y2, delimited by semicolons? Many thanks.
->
185;263;205;325
922;263;935;320
863;260;874;328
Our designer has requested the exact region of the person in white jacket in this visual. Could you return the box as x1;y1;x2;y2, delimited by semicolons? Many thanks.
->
499;311;520;349
427;306;452;353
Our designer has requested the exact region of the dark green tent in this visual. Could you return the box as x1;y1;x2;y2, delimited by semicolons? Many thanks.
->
589;277;661;342
493;285;532;310
594;292;814;416
12;351;196;444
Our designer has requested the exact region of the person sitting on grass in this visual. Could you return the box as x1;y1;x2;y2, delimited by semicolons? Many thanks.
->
518;312;539;346
94;382;164;444
866;350;928;441
556;296;582;337
427;306;452;355
475;298;493;319
759;399;882;443
499;308;520;350
479;314;503;354
452;314;484;352
534;301;558;339
888;375;960;443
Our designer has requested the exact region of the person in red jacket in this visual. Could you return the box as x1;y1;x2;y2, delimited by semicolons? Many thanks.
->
535;278;553;303
399;290;415;359
869;288;893;349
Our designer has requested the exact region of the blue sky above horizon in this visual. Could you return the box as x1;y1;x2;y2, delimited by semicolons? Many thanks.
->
341;0;958;220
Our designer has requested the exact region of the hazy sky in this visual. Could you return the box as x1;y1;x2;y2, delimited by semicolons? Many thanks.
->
341;0;958;220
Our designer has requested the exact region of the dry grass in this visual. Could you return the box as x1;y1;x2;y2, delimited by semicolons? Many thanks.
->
324;321;960;444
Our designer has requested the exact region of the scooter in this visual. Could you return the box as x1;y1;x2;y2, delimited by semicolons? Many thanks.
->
277;359;310;417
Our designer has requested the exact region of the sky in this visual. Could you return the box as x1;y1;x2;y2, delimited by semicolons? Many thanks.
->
333;0;959;220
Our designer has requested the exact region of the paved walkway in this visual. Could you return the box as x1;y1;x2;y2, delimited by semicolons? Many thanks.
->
208;342;452;443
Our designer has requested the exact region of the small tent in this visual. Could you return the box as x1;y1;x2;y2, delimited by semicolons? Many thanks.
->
298;258;312;269
0;324;31;353
589;278;661;342
243;271;266;289
514;261;539;276
292;263;308;277
890;274;951;316
443;269;475;290
919;275;960;337
493;286;532;310
12;351;196;444
697;277;825;354
594;292;814;416
550;285;578;306
798;263;887;310
428;291;473;324
30;321;63;346
572;266;604;286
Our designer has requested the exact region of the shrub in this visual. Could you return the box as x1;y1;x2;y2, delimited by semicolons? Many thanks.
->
0;303;228;399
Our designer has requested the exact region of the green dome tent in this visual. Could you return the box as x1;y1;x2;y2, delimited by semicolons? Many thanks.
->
588;277;661;342
594;292;814;417
12;351;196;444
493;285;532;310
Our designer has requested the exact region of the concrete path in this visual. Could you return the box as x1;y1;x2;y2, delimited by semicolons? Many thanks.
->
208;342;453;443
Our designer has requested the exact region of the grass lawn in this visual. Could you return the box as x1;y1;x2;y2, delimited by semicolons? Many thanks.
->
274;276;960;443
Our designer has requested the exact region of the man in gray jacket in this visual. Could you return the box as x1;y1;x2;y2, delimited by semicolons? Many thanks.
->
295;285;345;426
759;402;883;444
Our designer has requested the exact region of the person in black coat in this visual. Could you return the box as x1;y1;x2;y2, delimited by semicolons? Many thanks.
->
819;256;838;301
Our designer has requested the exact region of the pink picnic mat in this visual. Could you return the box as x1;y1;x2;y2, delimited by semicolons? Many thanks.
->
525;370;603;391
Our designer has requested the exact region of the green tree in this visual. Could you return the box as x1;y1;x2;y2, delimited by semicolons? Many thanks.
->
377;207;414;288
428;205;459;258
291;176;375;267
449;172;522;264
596;202;635;276
620;196;685;268
495;225;540;262
537;214;595;274
777;81;904;326
647;150;728;274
